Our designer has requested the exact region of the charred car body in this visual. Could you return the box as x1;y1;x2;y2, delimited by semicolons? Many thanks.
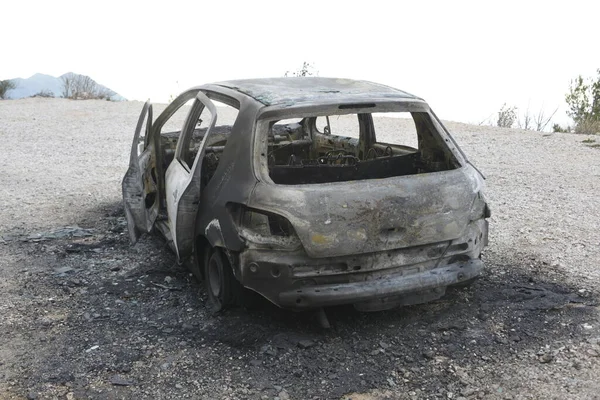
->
123;78;490;312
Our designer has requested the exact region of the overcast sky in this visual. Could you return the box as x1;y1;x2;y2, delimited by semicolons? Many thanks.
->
4;0;599;126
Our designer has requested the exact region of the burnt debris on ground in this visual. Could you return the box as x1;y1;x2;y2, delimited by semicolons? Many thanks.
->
2;204;599;400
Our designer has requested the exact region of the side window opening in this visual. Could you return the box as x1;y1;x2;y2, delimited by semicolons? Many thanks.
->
159;98;195;168
200;99;239;187
263;108;459;185
178;101;211;170
371;112;419;152
316;114;360;139
159;93;239;176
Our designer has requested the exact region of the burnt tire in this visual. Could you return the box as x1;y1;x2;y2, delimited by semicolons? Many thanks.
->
204;248;242;312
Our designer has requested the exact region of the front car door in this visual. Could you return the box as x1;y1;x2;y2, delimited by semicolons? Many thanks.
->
165;91;217;261
122;101;159;243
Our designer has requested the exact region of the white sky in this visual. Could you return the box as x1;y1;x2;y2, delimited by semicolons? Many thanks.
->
4;0;599;126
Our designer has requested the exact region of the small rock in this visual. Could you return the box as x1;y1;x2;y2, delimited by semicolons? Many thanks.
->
539;353;554;363
26;393;38;400
175;383;183;389
110;375;134;386
249;359;262;367
509;334;521;342
164;276;174;284
110;266;121;272
278;390;290;400
260;345;277;357
54;266;74;275
586;348;599;357
422;349;435;359
494;336;508;345
297;339;315;349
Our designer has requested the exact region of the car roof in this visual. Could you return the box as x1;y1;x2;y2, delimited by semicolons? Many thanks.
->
212;77;420;107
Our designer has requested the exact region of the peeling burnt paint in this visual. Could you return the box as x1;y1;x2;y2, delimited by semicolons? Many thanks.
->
123;77;490;311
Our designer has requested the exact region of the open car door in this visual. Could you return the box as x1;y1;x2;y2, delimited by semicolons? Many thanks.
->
122;102;159;244
165;91;217;261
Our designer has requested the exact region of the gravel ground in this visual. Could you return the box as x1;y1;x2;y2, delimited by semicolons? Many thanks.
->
1;98;599;400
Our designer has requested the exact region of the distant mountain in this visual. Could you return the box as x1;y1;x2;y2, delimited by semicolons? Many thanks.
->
6;72;126;101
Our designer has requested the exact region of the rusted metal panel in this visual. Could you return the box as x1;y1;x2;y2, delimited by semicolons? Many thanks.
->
123;77;491;311
248;167;482;258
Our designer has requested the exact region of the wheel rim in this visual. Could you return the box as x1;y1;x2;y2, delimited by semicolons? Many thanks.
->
208;257;222;298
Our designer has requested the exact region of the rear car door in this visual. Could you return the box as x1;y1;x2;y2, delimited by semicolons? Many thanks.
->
122;102;159;243
165;91;217;261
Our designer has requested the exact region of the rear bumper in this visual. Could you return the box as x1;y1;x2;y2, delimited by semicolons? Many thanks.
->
278;259;483;309
237;219;488;310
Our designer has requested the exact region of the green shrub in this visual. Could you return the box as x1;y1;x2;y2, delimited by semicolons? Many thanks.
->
552;123;571;133
565;69;600;134
0;80;16;99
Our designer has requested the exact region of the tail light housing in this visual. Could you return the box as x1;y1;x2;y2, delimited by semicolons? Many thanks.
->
236;206;301;250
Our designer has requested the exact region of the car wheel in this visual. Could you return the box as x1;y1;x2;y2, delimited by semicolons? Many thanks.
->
204;248;240;312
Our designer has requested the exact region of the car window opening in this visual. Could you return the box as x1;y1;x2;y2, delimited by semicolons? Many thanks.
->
265;111;460;185
159;96;240;188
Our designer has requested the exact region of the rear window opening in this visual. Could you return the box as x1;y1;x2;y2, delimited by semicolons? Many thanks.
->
263;110;460;185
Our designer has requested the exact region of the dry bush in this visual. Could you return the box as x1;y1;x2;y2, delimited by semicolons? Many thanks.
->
32;89;54;98
61;73;114;100
533;107;558;131
574;118;600;134
497;104;518;128
285;62;317;77
517;105;558;132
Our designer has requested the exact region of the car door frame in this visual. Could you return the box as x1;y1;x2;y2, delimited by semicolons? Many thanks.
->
164;91;217;261
122;101;159;244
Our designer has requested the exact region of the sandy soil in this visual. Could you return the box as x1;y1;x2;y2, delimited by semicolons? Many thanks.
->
1;98;599;399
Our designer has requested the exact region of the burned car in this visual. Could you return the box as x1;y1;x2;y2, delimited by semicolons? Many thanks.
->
123;78;490;312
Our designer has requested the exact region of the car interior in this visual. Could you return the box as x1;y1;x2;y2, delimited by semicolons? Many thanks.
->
265;112;460;185
156;107;460;188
